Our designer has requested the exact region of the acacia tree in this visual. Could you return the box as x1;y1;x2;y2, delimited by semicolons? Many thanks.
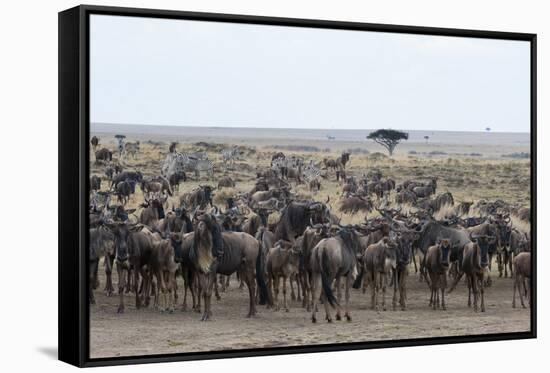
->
366;129;409;156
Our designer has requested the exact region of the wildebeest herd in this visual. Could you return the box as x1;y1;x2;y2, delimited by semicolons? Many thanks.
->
89;135;532;330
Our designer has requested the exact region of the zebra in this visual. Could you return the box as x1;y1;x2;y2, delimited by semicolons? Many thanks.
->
162;151;213;180
302;161;322;182
193;159;214;179
123;141;140;159
114;135;126;157
221;146;240;167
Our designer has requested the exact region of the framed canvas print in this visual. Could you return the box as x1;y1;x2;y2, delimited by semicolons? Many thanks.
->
58;5;537;367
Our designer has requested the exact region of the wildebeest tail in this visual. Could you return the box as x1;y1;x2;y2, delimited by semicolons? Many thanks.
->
352;266;364;289
321;248;338;307
256;241;269;305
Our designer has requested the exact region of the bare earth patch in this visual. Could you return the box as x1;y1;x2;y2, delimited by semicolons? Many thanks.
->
90;268;530;358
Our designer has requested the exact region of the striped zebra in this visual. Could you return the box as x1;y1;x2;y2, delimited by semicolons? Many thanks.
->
302;161;322;182
114;135;126;157
221;146;240;167
162;151;213;180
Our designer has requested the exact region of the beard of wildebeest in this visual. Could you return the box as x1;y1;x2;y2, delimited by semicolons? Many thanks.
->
192;221;215;273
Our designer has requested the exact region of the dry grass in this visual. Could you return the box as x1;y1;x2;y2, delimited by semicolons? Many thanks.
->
90;139;530;226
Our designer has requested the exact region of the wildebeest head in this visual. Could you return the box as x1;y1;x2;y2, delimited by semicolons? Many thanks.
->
438;238;452;267
106;222;142;262
169;233;184;261
470;233;495;267
395;230;418;266
381;237;398;270
308;201;330;225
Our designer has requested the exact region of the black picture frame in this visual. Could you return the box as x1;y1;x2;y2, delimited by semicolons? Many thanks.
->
58;4;537;367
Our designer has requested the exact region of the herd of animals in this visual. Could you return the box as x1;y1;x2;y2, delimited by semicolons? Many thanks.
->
89;134;532;324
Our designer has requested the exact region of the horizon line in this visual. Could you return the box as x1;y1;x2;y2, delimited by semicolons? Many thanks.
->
90;121;531;134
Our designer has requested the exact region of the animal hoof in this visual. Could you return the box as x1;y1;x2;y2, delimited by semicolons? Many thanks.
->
327;318;332;323
346;315;352;322
336;314;341;321
285;308;289;313
117;307;124;314
312;317;317;323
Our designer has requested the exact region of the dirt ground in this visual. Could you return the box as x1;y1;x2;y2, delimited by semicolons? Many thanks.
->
89;267;530;358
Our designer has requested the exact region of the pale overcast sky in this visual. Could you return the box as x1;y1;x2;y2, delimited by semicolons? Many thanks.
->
90;14;531;133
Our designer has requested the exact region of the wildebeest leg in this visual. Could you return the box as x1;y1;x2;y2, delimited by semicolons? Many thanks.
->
508;252;514;277
302;271;311;311
225;274;230;290
282;276;289;312
244;268;257;317
448;270;464;293
296;274;302;302
289;275;296;301
181;269;188;311
435;277;440;309
116;262;126;313
200;273;214;321
512;273;518;308
412;248;418;274
344;275;352;321
155;269;166;311
392;269;398;311
381;272;388;311
400;268;408;310
310;274;321;323
471;275;478;312
273;276;280;311
496;251;503;278
214;275;221;301
518;274;526;308
90;259;98;304
441;273;447;310
104;254;115;296
266;277;274;309
479;272;486;312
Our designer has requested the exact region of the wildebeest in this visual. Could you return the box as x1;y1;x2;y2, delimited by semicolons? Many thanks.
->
168;171;187;192
456;201;473;216
265;240;301;311
141;176;172;198
104;221;146;313
90;175;101;191
95;148;112;162
89;226;114;304
362;237;398;311
310;228;361;322
337;152;351;169
323;158;339;171
512;252;531;308
115;179;136;205
110;170;143;189
180;185;214;210
412;178;437;198
425;238;452;310
91;136;100;152
395;189;417;204
190;214;268;321
140;198;165;228
449;234;494;312
339;195;373;215
309;178;321;192
275;200;330;242
218;176;236;189
170;232;199;311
